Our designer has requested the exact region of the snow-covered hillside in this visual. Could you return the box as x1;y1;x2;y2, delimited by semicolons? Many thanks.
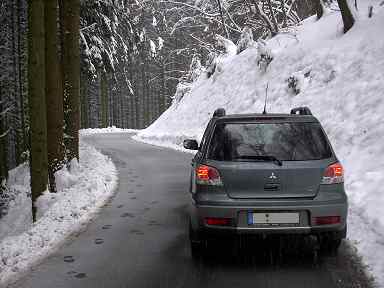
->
135;2;384;285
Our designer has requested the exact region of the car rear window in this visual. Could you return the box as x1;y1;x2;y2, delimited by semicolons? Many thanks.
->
207;122;332;161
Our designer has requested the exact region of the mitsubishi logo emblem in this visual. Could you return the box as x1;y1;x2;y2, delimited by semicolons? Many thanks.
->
269;172;278;180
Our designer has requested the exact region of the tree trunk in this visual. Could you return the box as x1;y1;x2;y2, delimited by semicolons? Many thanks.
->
266;0;279;35
45;0;64;192
159;64;165;115
250;0;278;36
11;0;24;166
0;86;9;186
216;0;229;39
61;0;80;161
100;70;109;128
127;57;136;128
280;0;288;27
80;74;89;129
28;0;48;221
315;0;326;19
337;0;355;32
141;60;147;128
18;0;29;164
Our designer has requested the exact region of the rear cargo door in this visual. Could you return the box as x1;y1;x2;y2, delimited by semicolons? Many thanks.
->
210;161;326;199
206;121;333;199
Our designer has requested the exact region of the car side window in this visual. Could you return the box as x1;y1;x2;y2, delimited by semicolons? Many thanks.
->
199;120;212;152
207;123;230;161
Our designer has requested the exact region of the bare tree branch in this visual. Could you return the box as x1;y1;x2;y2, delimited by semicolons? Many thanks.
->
159;0;220;18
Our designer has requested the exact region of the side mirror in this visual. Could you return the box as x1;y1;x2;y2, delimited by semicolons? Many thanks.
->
183;139;199;150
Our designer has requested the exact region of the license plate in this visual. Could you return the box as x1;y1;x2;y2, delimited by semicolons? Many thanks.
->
248;212;300;225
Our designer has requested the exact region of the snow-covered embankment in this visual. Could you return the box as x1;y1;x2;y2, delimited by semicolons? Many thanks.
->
0;141;118;286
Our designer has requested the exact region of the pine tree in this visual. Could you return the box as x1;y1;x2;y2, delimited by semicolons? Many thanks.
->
100;70;109;128
0;86;8;188
28;0;48;221
315;0;327;19
80;72;89;129
45;0;64;192
337;0;355;32
61;0;80;161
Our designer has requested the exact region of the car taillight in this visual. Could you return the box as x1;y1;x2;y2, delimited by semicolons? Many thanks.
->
313;216;341;225
321;162;344;185
196;165;223;186
205;217;231;226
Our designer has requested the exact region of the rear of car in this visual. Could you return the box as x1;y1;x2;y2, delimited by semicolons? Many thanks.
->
184;108;348;257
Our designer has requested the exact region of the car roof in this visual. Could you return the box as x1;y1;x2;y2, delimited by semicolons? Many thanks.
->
212;113;319;123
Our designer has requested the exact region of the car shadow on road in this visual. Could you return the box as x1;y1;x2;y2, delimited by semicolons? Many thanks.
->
190;236;375;288
195;235;324;268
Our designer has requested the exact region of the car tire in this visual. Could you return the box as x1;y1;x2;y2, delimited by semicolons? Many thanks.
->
321;232;345;255
189;221;205;260
190;240;204;260
330;238;342;250
323;238;342;256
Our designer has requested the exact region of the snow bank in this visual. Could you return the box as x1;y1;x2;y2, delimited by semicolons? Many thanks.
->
135;2;384;285
80;126;138;135
0;142;118;286
0;164;31;241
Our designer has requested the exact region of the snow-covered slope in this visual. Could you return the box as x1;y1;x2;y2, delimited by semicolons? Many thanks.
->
0;142;118;286
80;126;138;135
135;2;384;285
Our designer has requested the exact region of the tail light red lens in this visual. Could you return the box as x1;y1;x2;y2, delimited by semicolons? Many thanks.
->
313;216;341;225
321;162;344;185
205;217;231;226
196;165;223;186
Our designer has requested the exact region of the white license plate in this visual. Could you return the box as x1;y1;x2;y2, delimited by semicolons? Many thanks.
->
248;212;300;225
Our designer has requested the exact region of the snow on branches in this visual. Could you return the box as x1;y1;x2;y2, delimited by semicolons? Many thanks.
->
256;40;273;73
215;34;237;56
236;26;255;54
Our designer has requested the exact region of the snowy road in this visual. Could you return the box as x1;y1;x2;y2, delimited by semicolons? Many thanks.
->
12;134;372;288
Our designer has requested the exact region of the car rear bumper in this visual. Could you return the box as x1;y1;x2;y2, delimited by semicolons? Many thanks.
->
189;198;348;237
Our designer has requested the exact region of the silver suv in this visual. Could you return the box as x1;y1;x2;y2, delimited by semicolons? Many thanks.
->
183;107;348;258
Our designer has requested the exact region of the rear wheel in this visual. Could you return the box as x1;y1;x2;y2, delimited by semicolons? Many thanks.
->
329;239;342;250
321;226;346;255
322;238;342;256
189;221;205;260
190;240;203;259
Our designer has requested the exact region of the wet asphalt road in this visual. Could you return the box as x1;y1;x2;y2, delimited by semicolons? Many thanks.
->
12;134;372;288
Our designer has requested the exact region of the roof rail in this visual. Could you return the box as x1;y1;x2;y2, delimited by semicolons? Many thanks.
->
213;108;226;118
290;107;312;116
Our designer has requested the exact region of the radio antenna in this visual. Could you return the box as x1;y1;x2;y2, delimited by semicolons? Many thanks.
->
262;83;269;114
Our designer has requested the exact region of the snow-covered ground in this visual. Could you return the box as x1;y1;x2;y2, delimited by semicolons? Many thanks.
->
135;1;384;286
80;126;138;136
0;142;118;286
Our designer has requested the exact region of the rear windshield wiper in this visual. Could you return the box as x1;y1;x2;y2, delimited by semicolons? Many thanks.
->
235;155;283;166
